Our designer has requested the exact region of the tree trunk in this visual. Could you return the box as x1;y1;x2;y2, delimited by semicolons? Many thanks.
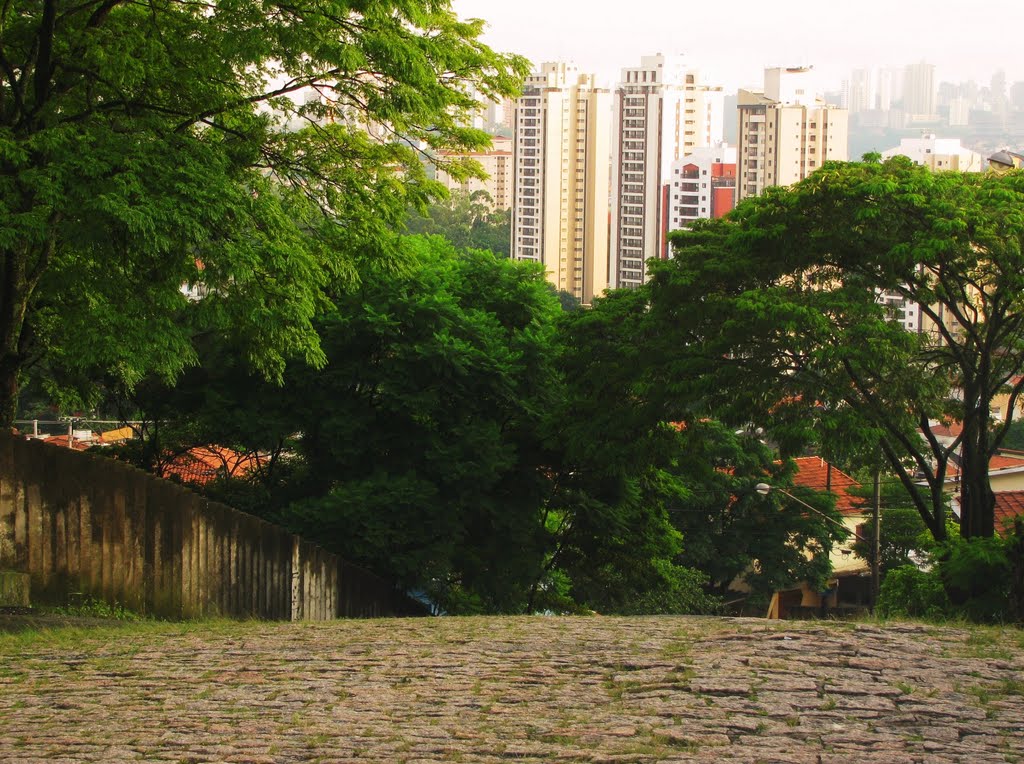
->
959;433;996;538
0;249;31;429
0;356;19;429
0;238;47;429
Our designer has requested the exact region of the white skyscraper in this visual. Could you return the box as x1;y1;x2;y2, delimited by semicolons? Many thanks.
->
903;61;936;120
846;68;874;114
609;54;724;289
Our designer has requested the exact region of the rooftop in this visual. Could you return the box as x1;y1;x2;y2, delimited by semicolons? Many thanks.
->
790;456;865;516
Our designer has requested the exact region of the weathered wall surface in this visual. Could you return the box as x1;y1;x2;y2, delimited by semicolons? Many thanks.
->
0;434;422;620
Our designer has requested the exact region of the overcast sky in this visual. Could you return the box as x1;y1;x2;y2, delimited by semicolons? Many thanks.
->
451;0;1023;94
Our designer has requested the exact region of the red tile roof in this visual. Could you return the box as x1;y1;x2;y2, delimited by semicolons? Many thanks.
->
791;456;865;516
945;452;1024;479
41;434;93;451
923;421;964;439
160;446;260;486
993;490;1024;536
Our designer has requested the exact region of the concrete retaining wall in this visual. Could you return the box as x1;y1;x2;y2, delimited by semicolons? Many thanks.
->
0;434;421;620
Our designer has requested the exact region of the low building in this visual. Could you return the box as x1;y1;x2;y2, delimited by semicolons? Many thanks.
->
880;133;985;172
766;457;872;619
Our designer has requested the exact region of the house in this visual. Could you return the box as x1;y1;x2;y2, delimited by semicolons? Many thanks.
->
766;457;872;619
943;452;1024;494
159;445;261;486
994;491;1024;536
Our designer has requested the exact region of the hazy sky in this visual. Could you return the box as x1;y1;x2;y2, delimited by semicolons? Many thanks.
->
451;0;1023;94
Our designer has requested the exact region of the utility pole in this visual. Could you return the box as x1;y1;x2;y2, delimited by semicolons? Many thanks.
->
871;468;881;608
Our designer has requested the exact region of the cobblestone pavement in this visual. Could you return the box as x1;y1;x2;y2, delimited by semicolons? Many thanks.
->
1;616;1023;763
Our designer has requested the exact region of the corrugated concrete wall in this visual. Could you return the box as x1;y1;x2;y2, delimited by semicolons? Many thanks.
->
0;434;422;620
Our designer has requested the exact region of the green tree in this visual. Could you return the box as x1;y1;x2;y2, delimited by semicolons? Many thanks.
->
652;158;1024;541
848;478;934;580
268;236;559;612
534;290;722;614
404;189;511;257
667;419;847;600
0;0;528;425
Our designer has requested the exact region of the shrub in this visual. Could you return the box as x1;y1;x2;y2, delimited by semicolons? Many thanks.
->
876;565;952;621
938;536;1013;623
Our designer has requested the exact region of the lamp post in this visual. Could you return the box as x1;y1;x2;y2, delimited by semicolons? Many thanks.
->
754;483;849;532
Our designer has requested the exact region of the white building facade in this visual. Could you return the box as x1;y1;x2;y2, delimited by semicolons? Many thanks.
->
667;144;737;231
881;133;984;172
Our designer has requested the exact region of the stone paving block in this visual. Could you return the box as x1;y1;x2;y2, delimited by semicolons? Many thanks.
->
2;616;1023;762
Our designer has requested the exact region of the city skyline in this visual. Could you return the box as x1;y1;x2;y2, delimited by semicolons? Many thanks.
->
451;0;1023;95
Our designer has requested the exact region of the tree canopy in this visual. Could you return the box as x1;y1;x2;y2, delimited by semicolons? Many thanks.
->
651;157;1024;541
106;233;847;614
0;0;528;424
403;189;511;257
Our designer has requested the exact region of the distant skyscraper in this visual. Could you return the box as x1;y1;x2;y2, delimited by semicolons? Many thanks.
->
736;67;849;203
990;70;1009;121
902;62;936;119
609;54;724;289
511;63;611;305
876;69;893;111
1012;81;1024;111
845;68;874;114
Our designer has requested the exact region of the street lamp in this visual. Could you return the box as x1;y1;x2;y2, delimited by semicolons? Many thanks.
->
756;481;880;609
754;483;849;532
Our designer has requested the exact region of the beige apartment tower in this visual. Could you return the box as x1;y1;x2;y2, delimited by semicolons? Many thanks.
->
511;63;611;305
610;54;724;289
737;67;848;202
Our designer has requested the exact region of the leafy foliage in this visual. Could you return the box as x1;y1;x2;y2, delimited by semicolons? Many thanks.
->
876;565;954;621
283;236;559;612
667;420;847;599
404;190;511;257
652;159;1024;542
1;0;528;423
848;478;935;579
877;526;1024;624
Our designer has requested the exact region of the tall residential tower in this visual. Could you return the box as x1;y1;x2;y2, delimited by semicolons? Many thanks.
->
511;63;611;305
610;54;724;289
736;67;848;202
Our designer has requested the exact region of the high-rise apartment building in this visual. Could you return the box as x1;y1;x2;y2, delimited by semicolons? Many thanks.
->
511;63;611;305
610;54;724;289
903;62;936;120
736;67;848;203
435;136;514;209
